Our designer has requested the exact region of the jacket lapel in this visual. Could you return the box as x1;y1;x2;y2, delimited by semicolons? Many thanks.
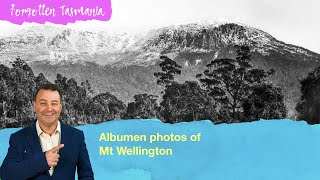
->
26;121;43;154
53;121;72;174
26;121;51;176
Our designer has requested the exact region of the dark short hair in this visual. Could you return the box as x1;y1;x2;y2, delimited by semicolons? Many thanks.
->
34;84;62;101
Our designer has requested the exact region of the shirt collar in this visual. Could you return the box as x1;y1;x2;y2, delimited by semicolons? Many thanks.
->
36;120;61;136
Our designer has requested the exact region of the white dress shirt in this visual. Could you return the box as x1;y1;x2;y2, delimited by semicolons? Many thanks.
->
36;120;61;176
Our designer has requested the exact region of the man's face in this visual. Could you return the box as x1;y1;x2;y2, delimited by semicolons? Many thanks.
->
33;89;62;127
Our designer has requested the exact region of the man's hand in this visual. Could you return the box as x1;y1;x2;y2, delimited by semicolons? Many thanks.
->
45;144;64;167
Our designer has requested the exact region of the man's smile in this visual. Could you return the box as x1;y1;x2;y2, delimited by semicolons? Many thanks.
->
45;114;54;116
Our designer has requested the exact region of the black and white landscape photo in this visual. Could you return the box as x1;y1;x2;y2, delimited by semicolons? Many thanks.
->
0;0;319;128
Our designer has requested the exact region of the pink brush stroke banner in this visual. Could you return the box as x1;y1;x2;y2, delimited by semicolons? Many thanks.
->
0;0;112;24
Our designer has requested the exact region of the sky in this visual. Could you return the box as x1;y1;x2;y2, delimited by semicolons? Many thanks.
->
0;0;319;53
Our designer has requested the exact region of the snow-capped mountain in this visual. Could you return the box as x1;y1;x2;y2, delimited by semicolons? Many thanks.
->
1;22;318;65
0;26;144;65
142;22;316;56
1;22;320;118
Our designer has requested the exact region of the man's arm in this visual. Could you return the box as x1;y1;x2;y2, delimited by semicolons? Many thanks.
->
77;131;94;180
0;134;50;180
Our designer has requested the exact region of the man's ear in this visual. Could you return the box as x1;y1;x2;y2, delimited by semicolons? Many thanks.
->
32;101;36;111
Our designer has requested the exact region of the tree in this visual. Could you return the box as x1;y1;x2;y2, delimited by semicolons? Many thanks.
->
161;81;217;123
125;93;160;119
296;66;320;124
35;73;49;87
81;80;93;97
154;56;182;87
0;65;11;119
55;74;68;91
90;92;126;121
8;57;36;120
242;84;286;121
197;45;285;122
54;75;93;124
0;78;11;128
0;57;126;128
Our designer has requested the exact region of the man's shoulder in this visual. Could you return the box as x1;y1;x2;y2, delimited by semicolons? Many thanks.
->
10;123;35;138
61;121;83;135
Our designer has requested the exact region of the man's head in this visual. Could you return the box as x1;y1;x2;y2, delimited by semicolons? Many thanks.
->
33;84;62;128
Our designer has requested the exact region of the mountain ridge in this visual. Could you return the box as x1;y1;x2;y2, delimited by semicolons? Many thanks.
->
0;22;318;66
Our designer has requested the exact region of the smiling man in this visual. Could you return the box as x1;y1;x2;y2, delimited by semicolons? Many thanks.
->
0;84;94;180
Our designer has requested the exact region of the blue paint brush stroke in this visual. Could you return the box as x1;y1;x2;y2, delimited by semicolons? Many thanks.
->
0;119;319;180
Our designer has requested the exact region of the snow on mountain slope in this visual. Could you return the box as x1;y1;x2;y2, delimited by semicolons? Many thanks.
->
1;22;318;66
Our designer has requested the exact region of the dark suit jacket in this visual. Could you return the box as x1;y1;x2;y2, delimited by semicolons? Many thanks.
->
0;121;94;180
